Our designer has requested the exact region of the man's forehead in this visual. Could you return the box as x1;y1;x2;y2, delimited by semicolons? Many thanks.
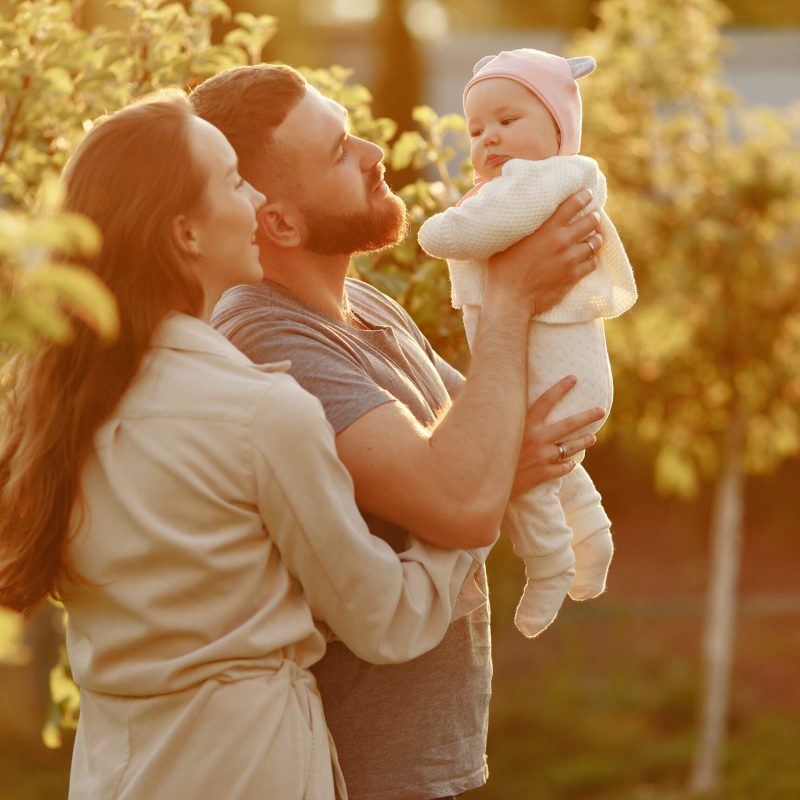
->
309;86;348;121
274;86;348;162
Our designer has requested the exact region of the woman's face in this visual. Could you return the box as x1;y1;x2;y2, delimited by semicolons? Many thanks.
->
184;116;266;311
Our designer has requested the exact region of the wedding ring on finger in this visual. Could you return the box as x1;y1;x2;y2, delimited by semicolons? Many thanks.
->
586;237;597;257
556;441;568;461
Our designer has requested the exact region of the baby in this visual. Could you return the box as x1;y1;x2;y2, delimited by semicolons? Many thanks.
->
419;48;637;638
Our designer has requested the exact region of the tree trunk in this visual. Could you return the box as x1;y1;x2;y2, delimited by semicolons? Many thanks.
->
688;420;745;794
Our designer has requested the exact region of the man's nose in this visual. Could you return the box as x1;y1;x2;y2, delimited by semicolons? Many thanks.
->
357;136;385;169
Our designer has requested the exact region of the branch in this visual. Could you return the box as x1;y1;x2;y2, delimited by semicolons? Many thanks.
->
0;77;29;168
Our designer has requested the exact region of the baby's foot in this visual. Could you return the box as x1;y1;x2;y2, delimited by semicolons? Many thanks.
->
514;569;575;638
569;532;613;600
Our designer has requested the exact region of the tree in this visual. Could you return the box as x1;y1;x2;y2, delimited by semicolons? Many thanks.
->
570;0;800;792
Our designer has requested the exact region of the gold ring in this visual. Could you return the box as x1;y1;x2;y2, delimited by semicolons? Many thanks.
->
556;442;567;461
586;238;596;255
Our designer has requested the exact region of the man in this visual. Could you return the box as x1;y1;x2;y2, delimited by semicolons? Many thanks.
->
192;64;603;800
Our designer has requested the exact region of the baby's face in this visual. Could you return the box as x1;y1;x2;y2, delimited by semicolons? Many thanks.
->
465;77;560;181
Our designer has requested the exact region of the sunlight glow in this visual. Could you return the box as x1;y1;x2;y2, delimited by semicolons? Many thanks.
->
301;0;380;26
404;0;449;42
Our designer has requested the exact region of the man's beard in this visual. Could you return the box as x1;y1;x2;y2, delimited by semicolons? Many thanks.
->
302;189;409;256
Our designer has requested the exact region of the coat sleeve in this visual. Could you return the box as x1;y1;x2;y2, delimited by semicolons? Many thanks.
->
250;374;492;665
418;159;589;261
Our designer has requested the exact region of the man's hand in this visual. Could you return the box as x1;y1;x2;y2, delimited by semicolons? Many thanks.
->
486;189;603;316
511;375;606;497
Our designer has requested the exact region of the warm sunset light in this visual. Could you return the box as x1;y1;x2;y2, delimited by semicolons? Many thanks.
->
1;2;798;799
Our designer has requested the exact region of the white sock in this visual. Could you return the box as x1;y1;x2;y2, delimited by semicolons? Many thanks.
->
569;530;613;601
514;567;575;638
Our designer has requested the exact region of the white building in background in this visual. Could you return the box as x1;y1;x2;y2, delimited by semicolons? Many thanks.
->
419;29;800;113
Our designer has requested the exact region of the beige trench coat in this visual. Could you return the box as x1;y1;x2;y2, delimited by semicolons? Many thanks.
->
62;313;487;800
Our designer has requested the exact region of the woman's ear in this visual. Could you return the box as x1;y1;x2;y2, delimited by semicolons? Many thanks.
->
257;202;303;249
172;214;205;260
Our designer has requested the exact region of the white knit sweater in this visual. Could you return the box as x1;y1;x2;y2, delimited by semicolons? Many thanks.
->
418;156;637;324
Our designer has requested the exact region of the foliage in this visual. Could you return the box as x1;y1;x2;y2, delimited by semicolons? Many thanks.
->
0;607;28;664
0;0;278;364
0;0;276;211
42;640;79;750
0;181;117;355
570;0;800;496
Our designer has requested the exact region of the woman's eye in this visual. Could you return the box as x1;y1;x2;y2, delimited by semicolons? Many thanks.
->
501;118;517;126
235;176;245;188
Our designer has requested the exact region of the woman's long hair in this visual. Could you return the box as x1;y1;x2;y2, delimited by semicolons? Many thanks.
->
0;93;207;613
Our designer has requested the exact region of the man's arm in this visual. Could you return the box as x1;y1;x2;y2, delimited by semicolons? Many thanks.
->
252;376;487;665
336;190;603;549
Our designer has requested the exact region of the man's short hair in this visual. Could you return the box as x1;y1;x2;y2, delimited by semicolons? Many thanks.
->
190;64;307;187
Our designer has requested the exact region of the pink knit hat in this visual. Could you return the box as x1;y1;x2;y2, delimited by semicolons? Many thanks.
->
463;49;596;156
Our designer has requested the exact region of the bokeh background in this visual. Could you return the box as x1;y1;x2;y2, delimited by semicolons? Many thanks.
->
1;0;799;798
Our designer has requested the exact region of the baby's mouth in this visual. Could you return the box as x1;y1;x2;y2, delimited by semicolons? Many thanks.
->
486;154;510;168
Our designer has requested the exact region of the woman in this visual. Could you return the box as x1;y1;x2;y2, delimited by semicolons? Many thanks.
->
0;94;488;799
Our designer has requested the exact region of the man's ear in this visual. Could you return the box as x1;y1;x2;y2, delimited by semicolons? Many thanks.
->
257;202;303;249
172;214;204;260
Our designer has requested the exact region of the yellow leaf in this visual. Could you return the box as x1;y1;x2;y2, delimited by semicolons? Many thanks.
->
21;265;119;342
411;105;438;131
0;609;30;665
50;662;80;706
42;721;63;750
10;295;76;343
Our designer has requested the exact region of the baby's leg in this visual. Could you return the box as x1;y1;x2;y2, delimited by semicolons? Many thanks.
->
504;481;576;638
559;464;613;600
527;320;614;599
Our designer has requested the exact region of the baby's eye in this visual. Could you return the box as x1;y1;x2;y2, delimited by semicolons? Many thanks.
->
469;129;482;138
501;118;518;126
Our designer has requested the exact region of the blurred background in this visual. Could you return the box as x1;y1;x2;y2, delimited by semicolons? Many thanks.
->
1;0;799;798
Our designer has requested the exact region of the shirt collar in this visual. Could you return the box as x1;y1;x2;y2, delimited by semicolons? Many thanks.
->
151;312;290;373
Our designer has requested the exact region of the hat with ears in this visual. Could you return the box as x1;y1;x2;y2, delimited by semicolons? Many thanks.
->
463;49;596;156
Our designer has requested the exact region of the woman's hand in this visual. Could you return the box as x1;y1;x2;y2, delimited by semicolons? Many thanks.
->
511;375;606;496
485;189;604;317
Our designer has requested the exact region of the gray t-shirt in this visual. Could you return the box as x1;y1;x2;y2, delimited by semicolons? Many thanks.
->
211;278;491;800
